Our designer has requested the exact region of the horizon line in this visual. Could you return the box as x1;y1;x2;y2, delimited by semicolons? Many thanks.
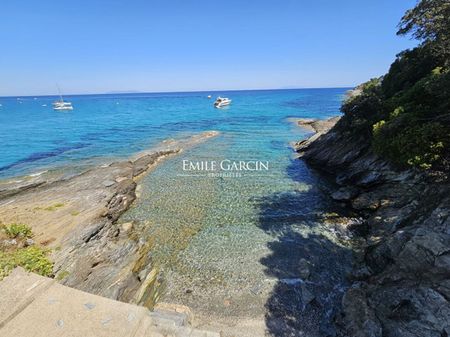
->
0;86;355;99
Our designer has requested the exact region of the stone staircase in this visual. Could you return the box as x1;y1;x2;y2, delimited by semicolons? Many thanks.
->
0;268;219;337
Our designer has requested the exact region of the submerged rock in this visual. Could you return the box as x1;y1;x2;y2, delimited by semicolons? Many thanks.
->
298;258;311;280
120;222;133;233
300;283;315;306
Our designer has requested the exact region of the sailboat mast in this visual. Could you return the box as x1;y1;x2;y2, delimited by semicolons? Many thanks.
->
56;84;64;102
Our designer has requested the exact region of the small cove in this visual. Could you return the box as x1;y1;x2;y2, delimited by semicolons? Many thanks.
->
1;88;353;335
117;89;353;335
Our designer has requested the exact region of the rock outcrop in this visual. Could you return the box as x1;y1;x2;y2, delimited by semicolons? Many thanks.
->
296;118;450;337
0;131;219;308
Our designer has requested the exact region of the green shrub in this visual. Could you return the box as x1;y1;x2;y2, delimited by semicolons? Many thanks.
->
2;224;33;239
0;224;53;280
372;120;386;135
373;121;448;170
0;247;53;280
339;78;385;135
0;252;16;280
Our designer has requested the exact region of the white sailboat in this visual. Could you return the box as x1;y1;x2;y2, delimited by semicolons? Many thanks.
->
53;85;73;111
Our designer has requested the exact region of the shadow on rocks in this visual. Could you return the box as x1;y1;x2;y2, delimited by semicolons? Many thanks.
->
255;158;353;337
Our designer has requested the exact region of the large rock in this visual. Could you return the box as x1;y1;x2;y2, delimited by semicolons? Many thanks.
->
338;287;382;337
369;286;450;337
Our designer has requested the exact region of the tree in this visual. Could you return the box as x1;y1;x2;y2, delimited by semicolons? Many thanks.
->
397;0;450;63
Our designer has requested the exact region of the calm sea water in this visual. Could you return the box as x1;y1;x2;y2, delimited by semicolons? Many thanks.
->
0;88;352;335
0;89;346;178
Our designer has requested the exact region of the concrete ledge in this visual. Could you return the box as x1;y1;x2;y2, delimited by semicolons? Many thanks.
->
0;268;219;337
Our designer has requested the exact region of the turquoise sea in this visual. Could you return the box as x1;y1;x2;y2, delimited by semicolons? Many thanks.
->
0;88;352;335
0;89;346;178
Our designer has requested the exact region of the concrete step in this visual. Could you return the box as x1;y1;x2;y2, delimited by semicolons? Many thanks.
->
0;268;219;337
0;265;55;329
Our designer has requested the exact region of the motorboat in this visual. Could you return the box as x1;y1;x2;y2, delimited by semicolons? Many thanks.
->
214;97;231;108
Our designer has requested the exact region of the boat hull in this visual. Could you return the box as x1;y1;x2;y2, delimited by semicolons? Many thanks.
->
53;106;73;111
214;99;232;108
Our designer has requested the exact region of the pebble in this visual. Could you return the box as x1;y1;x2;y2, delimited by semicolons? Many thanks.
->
2;239;17;246
120;222;133;233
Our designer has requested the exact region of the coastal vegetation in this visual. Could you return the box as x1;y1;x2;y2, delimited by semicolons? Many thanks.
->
339;0;450;171
34;202;65;212
0;223;53;280
2;223;33;239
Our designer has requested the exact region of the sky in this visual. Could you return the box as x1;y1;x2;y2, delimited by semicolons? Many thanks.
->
0;0;418;96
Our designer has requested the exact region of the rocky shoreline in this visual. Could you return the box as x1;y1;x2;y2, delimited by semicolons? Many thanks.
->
0;131;219;307
296;118;450;337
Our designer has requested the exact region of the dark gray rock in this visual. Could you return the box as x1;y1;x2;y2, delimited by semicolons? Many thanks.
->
331;186;359;201
297;117;450;337
369;286;450;337
339;287;382;337
351;193;381;210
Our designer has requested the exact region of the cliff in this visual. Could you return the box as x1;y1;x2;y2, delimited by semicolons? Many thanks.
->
296;117;450;337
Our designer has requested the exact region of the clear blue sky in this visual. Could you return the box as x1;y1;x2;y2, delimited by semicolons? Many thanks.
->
0;0;418;96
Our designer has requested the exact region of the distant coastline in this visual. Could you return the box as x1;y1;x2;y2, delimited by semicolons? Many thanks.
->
0;86;353;99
